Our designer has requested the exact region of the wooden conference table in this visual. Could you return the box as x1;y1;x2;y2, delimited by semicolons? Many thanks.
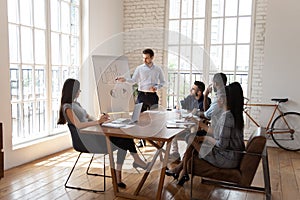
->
80;111;186;200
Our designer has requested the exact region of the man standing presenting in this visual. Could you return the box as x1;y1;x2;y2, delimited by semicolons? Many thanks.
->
116;48;165;147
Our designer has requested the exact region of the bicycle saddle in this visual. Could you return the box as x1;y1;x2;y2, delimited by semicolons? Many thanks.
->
271;98;288;103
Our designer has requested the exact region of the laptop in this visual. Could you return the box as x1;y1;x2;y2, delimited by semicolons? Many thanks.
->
109;103;143;125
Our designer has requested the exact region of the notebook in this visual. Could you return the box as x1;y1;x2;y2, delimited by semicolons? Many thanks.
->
102;103;143;128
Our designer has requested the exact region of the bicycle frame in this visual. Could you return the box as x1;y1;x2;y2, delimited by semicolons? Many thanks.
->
244;102;291;133
244;98;300;151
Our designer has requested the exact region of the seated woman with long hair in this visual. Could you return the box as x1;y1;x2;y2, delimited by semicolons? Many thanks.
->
57;78;148;189
166;82;245;186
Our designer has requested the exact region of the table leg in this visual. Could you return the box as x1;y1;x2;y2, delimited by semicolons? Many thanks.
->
105;136;119;194
156;139;172;200
148;140;164;149
134;147;163;195
148;140;165;161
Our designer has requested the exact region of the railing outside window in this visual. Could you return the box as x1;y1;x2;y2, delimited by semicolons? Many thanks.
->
167;71;248;108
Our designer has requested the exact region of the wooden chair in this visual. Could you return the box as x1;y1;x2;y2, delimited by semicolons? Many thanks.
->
188;127;271;200
65;123;111;193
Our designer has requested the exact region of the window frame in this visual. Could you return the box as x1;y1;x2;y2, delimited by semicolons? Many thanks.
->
165;0;255;109
7;0;81;146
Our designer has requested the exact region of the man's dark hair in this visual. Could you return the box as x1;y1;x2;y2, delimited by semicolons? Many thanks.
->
194;81;205;92
143;48;154;57
213;72;227;85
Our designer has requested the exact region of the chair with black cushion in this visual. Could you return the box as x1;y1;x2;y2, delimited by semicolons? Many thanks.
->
188;127;271;200
65;123;111;193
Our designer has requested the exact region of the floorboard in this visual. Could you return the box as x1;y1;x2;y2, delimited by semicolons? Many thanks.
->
0;146;300;199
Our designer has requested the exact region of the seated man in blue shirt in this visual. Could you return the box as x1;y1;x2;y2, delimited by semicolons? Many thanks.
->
170;73;227;162
170;81;211;161
192;73;228;142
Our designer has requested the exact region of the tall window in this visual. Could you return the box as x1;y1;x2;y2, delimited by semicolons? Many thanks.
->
167;0;253;108
7;0;81;145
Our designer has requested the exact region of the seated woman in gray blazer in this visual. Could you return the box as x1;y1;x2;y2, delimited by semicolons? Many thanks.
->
58;78;148;189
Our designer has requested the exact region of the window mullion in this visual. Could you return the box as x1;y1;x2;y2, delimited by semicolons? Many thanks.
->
31;0;37;133
176;0;183;107
204;0;212;82
221;0;226;72
19;65;24;139
16;0;23;100
46;0;52;132
78;1;82;74
16;0;25;137
234;0;241;81
189;0;195;82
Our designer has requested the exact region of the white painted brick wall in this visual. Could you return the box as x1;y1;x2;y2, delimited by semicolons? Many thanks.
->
123;0;166;104
245;0;268;136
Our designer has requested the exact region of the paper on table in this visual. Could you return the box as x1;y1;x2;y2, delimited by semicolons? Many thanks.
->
166;120;196;126
102;122;136;129
166;123;186;129
102;123;126;128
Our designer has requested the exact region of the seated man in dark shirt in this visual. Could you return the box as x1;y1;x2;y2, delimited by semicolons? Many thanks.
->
170;81;211;161
180;81;211;112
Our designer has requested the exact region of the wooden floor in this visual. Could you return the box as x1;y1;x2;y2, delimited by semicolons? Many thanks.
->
0;145;300;200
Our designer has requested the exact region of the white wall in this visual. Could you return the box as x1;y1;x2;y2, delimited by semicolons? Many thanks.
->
122;0;166;106
0;0;124;169
89;0;124;55
0;0;13;169
263;0;300;119
81;0;124;116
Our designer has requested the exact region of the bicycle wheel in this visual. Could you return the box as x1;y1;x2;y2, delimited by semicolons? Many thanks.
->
270;112;300;151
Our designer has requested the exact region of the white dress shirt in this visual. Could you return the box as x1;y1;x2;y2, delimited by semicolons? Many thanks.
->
126;64;165;92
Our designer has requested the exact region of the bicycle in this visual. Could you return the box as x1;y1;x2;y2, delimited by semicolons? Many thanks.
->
244;97;300;151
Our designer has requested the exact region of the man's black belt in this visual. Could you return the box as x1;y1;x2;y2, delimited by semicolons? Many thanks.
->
138;91;156;95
